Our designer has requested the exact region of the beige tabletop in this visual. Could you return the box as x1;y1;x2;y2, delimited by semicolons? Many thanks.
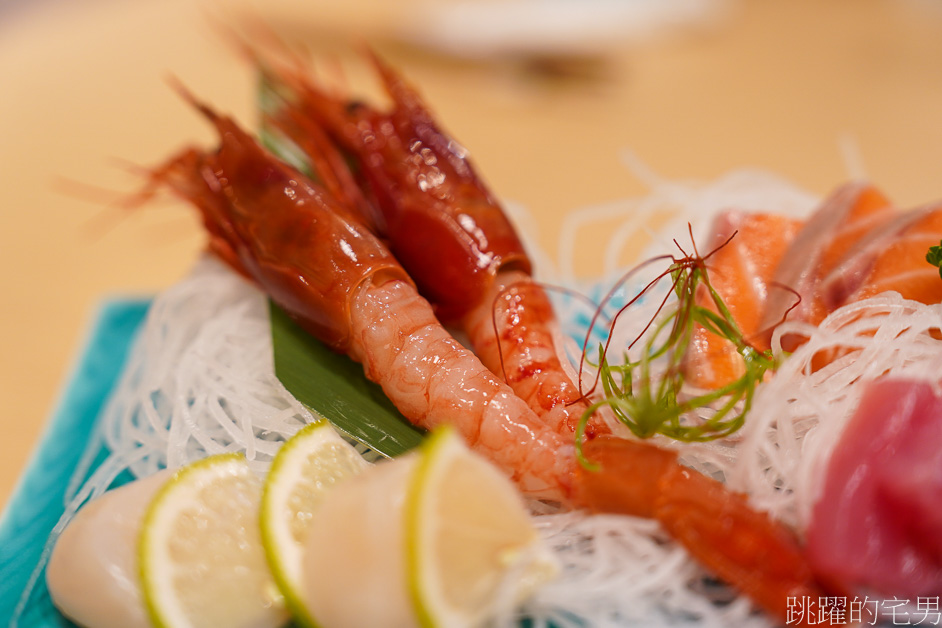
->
2;0;942;511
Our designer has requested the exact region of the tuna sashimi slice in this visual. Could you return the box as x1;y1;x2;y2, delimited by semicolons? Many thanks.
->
808;378;942;598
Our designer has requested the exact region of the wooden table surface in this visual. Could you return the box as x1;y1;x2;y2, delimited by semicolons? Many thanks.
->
2;0;942;510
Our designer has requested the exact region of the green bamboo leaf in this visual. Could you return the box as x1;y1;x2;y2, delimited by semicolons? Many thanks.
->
269;301;425;458
260;82;424;458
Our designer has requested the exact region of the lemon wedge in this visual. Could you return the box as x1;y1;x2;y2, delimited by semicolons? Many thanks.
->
138;453;288;628
260;420;370;626
406;428;559;627
300;428;558;628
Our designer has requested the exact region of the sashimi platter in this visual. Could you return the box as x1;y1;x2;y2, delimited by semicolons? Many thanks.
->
20;43;942;628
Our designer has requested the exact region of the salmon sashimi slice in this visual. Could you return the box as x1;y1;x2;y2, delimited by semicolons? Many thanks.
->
839;203;942;306
684;210;803;390
760;183;896;351
816;185;896;278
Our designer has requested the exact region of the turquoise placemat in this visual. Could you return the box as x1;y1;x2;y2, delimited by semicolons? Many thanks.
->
0;299;151;628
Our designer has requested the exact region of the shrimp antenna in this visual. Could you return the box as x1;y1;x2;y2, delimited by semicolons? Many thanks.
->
164;75;222;125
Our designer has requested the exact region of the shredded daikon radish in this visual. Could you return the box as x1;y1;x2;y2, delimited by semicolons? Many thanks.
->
97;254;315;482
730;293;942;530
517;513;770;628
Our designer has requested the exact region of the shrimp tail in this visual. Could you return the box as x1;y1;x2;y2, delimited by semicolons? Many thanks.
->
573;436;829;625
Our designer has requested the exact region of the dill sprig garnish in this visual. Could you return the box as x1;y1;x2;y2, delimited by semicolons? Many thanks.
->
575;228;778;461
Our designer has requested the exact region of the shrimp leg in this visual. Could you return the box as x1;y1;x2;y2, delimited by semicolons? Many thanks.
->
260;53;604;438
152;98;829;624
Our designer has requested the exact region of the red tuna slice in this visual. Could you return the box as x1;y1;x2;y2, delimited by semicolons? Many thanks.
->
683;210;803;390
808;378;942;597
759;183;895;350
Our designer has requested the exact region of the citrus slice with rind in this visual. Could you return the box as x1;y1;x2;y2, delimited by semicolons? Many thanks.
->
299;427;558;628
406;428;559;627
139;453;287;628
260;420;370;627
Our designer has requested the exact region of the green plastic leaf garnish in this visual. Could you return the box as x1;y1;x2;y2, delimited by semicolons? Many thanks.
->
927;240;942;280
270;301;425;458
576;232;778;462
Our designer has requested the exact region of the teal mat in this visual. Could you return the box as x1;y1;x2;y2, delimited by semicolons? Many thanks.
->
0;299;150;627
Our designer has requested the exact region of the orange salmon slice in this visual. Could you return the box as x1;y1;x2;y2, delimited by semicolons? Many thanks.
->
684;210;803;390
760;183;896;353
816;185;895;279
762;183;895;335
844;203;942;306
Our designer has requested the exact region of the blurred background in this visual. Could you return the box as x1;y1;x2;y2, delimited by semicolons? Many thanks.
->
2;0;942;508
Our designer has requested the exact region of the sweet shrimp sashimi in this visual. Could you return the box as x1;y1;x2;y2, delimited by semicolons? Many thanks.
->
148;99;830;625
260;52;603;438
144;97;570;501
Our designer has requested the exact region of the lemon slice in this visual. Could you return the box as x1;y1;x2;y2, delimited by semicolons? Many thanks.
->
406;428;559;627
260;420;370;626
300;428;558;628
139;453;287;628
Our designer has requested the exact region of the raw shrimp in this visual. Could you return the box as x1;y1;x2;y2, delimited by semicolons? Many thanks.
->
143;97;572;501
260;52;603;438
461;270;597;436
150;98;830;624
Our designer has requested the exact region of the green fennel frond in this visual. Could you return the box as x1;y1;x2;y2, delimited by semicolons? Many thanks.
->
576;231;778;461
